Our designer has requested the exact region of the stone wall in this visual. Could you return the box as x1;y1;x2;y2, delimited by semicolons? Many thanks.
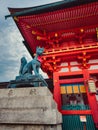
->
0;87;62;130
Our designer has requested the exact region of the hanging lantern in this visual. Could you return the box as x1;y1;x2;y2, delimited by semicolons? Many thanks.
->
88;78;96;93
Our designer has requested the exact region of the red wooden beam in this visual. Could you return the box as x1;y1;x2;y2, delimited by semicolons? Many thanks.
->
59;78;84;84
53;72;62;111
89;70;98;74
60;110;91;115
57;71;83;76
49;23;98;37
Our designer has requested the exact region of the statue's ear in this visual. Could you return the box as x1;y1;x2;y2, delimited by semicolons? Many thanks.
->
42;47;44;50
36;46;40;50
36;47;38;52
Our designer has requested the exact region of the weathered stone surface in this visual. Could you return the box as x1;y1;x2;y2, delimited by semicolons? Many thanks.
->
0;125;24;130
0;125;62;130
0;87;62;130
0;96;57;109
0;87;52;98
24;125;44;130
0;109;62;124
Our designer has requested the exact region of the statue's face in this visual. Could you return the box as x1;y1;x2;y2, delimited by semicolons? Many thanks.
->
36;47;44;55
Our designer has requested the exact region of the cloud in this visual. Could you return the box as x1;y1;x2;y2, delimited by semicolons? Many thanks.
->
0;0;62;82
0;24;32;82
0;23;48;82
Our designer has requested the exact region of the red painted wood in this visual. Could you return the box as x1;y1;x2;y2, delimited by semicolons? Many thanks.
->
9;2;98;55
61;110;91;115
53;69;98;127
83;69;98;127
59;78;84;84
53;72;62;111
57;71;83;76
88;94;98;123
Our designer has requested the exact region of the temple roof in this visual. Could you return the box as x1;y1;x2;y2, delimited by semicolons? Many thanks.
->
6;0;98;56
6;0;98;18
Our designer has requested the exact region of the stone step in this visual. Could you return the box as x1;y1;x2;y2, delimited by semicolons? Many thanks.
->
0;124;62;130
0;87;52;98
0;96;57;109
0;109;62;124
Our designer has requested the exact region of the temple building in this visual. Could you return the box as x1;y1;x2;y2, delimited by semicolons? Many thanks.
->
6;0;98;129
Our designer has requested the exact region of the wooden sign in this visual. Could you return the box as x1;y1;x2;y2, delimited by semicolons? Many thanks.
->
88;80;96;93
80;116;86;122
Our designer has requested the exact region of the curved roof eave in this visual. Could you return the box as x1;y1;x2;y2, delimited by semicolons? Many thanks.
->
5;0;97;19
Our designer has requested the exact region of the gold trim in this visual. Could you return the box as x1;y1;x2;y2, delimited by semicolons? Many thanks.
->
44;45;98;55
14;16;19;22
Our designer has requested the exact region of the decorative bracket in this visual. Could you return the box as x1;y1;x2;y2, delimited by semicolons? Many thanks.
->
77;52;90;69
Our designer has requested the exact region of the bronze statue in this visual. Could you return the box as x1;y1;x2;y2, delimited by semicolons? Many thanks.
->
19;47;44;76
7;47;48;88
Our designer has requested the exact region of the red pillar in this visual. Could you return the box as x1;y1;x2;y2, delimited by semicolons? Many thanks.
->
83;69;98;128
53;72;62;111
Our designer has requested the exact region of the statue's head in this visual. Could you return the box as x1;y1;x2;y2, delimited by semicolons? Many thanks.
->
36;47;44;56
21;57;27;65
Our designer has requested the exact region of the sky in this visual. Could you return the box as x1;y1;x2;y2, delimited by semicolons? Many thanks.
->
0;0;62;82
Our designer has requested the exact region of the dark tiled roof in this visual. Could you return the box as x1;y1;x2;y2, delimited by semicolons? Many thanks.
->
6;0;97;19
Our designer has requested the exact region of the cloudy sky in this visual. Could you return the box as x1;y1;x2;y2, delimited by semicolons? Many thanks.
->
0;0;62;82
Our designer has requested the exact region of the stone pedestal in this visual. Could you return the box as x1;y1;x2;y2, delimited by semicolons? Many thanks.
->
0;87;62;130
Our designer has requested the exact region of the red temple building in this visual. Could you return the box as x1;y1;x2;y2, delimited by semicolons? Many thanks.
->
6;0;98;129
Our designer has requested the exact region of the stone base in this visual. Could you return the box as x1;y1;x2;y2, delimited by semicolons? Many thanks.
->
0;87;62;130
0;124;62;130
7;75;48;88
